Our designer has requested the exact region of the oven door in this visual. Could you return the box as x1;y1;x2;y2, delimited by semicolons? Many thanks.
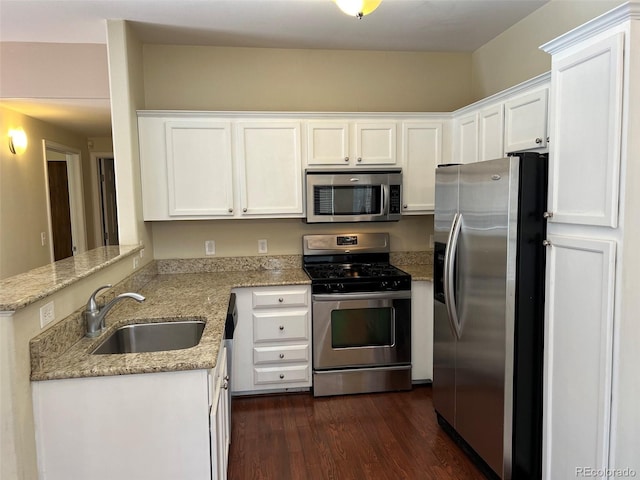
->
312;291;411;370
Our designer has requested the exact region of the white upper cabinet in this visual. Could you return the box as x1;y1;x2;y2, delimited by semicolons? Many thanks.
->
138;114;305;220
401;121;443;213
452;74;550;163
306;121;350;166
453;112;479;164
546;32;624;228
504;87;549;153
306;120;398;167
236;121;304;217
478;103;504;162
165;120;234;217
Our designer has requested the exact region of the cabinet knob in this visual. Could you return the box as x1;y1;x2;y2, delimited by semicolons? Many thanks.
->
279;374;285;379
535;137;543;144
547;136;550;143
243;207;247;213
543;239;552;247
224;375;230;381
278;297;284;303
279;325;284;331
223;380;229;390
344;156;349;162
357;157;362;163
279;353;285;359
228;208;233;213
403;204;408;209
543;211;554;218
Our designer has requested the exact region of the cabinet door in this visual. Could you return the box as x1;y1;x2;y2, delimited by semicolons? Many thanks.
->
548;33;623;227
543;234;616;480
210;346;229;480
355;122;397;165
236;122;303;216
401;121;442;213
479;103;504;161
454;112;479;164
307;121;350;166
165;121;234;216
504;88;548;152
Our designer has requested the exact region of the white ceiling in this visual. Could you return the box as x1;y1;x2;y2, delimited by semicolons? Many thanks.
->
0;0;549;137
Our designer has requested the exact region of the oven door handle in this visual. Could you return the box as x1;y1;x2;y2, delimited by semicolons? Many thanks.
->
312;291;411;302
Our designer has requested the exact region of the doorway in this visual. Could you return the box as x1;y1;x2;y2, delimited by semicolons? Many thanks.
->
98;157;119;245
43;141;87;262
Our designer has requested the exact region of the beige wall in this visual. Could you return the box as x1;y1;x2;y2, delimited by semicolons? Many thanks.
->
143;45;473;112
0;106;100;279
471;0;625;100
152;216;433;259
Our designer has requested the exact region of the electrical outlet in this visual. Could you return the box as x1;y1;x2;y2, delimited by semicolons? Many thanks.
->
429;234;434;248
140;248;145;258
205;240;216;256
258;239;268;254
40;232;46;246
133;256;140;269
40;301;55;328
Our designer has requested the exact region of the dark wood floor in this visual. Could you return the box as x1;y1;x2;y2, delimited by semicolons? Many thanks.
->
227;385;486;479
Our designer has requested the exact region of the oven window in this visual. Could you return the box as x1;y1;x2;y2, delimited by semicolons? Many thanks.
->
331;307;393;348
314;185;382;215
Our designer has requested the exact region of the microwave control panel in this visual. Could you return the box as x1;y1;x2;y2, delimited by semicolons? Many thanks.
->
389;185;401;214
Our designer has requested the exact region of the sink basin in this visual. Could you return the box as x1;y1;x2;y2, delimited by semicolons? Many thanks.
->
91;320;205;355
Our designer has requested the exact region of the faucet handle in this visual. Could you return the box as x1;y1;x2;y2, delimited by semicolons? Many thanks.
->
87;284;112;313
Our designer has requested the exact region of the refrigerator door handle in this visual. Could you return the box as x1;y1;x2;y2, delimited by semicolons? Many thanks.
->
444;212;463;339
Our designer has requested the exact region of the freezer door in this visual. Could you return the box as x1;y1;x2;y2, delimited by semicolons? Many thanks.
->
433;165;460;424
455;157;518;478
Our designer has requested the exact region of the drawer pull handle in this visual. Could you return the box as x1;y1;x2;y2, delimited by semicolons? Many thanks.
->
279;325;285;331
279;353;285;359
279;374;285;379
278;297;284;303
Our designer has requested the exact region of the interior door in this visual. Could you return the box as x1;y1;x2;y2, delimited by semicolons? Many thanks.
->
47;161;74;260
455;157;515;476
99;157;119;245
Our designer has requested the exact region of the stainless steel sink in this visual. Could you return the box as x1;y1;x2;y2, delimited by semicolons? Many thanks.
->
91;320;205;355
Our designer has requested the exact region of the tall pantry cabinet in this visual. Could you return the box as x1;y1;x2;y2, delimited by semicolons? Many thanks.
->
540;3;640;478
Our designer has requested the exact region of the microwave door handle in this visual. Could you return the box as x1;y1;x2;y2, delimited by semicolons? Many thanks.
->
382;184;390;215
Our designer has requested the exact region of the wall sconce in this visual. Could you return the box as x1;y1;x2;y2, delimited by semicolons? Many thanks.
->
8;129;28;154
334;0;382;19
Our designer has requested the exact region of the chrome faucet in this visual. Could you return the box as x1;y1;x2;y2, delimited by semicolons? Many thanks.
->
84;284;145;337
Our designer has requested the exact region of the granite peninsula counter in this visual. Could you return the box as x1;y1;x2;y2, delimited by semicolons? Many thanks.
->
30;269;311;381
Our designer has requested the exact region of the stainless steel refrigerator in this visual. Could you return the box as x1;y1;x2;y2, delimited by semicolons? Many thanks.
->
433;153;547;480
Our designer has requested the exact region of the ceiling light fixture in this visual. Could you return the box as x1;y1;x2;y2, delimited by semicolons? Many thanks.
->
334;0;381;19
8;129;27;155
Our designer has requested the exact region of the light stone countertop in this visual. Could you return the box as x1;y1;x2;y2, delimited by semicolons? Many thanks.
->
29;251;432;382
0;245;142;312
30;269;311;381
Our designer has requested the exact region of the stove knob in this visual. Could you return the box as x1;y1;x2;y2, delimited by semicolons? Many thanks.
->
380;281;389;289
336;283;345;292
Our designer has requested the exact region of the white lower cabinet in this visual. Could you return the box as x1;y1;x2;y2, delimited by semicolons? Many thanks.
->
411;280;433;382
232;285;312;394
32;341;229;480
542;235;616;479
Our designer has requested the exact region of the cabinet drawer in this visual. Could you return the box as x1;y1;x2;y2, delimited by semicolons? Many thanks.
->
253;344;309;364
254;365;310;385
252;289;308;308
253;311;309;342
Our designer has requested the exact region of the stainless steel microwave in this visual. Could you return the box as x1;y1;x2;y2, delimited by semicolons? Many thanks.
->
305;169;402;223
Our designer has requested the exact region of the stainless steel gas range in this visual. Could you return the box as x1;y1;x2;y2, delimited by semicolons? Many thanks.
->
302;233;412;397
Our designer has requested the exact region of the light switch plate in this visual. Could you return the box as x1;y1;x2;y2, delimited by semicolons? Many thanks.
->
258;239;268;254
205;240;216;256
